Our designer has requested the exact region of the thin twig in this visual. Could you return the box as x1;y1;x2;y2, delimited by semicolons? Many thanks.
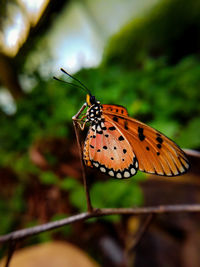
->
72;103;93;212
183;149;200;158
0;204;200;243
73;120;93;212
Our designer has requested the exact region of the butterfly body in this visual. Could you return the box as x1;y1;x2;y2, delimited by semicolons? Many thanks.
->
75;94;190;179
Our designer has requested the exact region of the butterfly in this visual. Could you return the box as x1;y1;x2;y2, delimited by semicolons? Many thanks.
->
55;69;190;179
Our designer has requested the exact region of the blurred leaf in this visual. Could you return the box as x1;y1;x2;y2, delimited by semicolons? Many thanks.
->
59;177;80;191
90;179;144;208
104;0;200;67
36;231;52;243
11;185;25;213
177;118;200;148
39;171;59;185
69;185;86;212
62;178;86;211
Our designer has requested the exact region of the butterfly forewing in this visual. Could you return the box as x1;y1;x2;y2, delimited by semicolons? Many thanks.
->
102;106;190;176
102;104;129;116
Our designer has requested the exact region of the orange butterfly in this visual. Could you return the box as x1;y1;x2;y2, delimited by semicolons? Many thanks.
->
55;69;190;179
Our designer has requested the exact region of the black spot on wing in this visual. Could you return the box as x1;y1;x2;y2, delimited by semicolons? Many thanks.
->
123;149;127;154
118;136;125;141
157;144;162;149
138;127;146;141
103;146;108;150
113;116;118;122
109;126;116;131
124;121;128;130
90;145;94;149
156;137;163;144
146;146;150;151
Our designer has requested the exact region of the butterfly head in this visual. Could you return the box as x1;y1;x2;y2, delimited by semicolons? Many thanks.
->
86;94;98;106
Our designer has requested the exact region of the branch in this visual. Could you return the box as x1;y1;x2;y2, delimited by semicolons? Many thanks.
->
1;204;200;243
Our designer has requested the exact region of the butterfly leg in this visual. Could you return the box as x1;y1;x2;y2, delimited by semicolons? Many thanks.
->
73;116;88;130
72;103;87;120
72;103;88;130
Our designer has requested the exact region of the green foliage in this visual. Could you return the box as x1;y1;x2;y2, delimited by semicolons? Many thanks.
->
104;0;200;67
60;177;86;212
39;171;59;185
59;177;80;191
178;118;200;148
90;177;144;209
0;77;81;159
59;175;144;214
0;185;25;235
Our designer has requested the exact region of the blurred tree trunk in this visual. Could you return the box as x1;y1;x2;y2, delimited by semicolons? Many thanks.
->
0;53;24;99
0;0;69;100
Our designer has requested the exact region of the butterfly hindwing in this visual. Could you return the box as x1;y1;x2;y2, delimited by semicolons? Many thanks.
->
83;120;138;179
103;108;190;176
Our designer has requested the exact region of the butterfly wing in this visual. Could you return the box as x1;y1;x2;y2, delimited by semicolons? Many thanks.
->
103;108;190;176
102;104;129;116
83;121;138;178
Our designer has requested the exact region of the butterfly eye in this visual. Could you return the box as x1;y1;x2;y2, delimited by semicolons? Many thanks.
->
86;94;97;106
90;95;97;105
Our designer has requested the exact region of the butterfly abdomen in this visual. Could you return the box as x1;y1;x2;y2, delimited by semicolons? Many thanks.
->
83;132;93;167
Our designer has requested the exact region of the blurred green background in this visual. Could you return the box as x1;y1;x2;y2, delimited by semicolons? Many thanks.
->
0;0;200;266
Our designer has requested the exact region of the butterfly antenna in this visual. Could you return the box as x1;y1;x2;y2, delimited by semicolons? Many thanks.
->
53;76;88;91
60;68;91;95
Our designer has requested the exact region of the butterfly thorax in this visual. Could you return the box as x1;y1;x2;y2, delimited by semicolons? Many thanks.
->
87;102;106;134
